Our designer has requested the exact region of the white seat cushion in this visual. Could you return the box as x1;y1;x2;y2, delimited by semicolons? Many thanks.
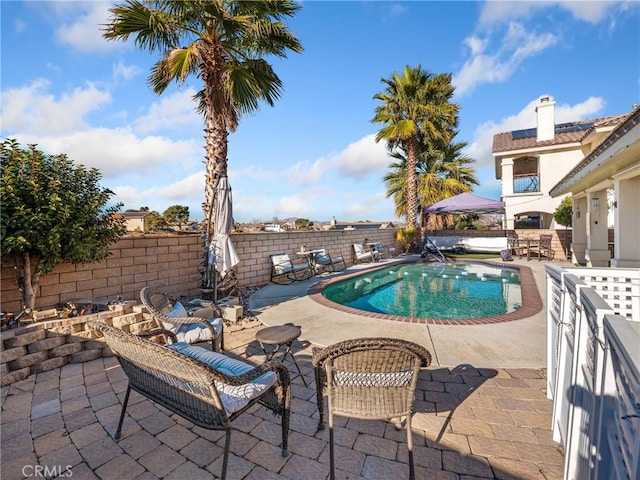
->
162;302;223;342
168;342;277;415
175;317;223;344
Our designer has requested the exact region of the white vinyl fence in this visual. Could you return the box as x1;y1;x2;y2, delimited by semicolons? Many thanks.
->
545;265;639;480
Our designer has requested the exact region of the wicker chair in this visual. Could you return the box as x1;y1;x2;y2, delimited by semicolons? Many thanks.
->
312;338;432;480
140;287;224;351
90;321;291;480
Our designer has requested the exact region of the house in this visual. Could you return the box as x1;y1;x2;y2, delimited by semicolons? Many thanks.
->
113;211;153;232
549;105;639;268
493;97;632;230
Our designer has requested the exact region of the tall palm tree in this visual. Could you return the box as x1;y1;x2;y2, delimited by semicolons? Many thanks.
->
383;134;478;229
103;0;303;216
372;65;458;230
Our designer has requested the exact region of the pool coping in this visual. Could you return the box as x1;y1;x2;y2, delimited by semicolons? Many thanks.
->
307;259;543;325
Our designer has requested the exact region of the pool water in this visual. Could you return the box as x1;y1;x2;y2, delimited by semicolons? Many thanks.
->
321;262;522;320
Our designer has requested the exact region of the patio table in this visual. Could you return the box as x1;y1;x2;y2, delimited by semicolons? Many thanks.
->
255;325;308;386
296;249;324;275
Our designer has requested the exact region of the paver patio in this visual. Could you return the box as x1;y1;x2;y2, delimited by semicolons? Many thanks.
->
1;316;565;479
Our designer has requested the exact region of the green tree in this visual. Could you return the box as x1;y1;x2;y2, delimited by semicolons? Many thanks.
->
554;196;573;259
0;139;126;311
146;211;166;230
372;65;458;230
163;205;189;229
384;135;477;229
295;218;313;230
103;0;303;217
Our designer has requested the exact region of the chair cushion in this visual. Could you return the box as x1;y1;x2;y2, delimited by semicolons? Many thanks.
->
162;302;189;333
175;317;223;344
271;254;292;274
168;342;277;415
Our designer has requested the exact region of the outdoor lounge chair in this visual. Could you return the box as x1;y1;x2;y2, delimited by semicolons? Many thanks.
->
353;243;378;263
90;320;290;480
529;234;555;261
140;287;224;351
270;253;312;284
312;249;346;273
312;338;432;480
370;242;397;259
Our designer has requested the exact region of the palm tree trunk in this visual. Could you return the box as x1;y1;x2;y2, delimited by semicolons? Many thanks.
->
406;137;418;230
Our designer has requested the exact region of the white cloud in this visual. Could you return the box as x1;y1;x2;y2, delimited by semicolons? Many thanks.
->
0;79;111;135
478;1;616;26
52;2;113;53
134;88;201;134
454;23;558;96
113;61;143;83
31;128;200;177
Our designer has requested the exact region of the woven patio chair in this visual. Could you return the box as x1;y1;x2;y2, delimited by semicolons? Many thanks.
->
90;321;291;480
312;338;432;480
140;287;224;351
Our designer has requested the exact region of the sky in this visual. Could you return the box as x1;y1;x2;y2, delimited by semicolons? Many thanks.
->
1;1;639;224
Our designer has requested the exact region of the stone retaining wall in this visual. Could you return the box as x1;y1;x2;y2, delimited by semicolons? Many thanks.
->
0;304;136;386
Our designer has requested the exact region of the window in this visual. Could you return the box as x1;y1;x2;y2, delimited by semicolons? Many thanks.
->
513;156;539;193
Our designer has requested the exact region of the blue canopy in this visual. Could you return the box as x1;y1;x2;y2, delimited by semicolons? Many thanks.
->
423;192;504;215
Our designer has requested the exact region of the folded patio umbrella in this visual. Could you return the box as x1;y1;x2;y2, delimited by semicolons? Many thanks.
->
207;175;239;282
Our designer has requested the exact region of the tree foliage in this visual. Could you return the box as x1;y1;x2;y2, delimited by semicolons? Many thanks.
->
554;196;573;227
372;65;458;230
1;139;126;310
103;0;303;218
163;205;189;228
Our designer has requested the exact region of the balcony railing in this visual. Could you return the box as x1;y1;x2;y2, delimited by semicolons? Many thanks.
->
513;174;540;193
545;265;639;480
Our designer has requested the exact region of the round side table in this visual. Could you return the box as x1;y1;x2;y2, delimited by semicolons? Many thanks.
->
255;325;308;386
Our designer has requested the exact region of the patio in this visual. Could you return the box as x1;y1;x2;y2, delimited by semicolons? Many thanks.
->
1;257;568;479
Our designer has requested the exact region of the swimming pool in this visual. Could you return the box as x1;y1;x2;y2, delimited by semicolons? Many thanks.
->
317;261;526;323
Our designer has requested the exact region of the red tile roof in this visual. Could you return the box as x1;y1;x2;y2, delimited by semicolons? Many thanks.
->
492;112;631;153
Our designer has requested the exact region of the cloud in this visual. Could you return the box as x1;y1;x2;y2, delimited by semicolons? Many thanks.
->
0;79;111;135
52;2;113;53
30;128;200;177
454;23;558;96
134;88;201;134
113;61;143;83
478;0;616;26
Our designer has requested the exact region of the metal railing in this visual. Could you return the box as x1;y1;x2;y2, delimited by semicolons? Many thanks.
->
513;174;540;193
545;265;640;480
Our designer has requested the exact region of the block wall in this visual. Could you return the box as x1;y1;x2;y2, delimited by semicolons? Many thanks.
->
1;230;399;314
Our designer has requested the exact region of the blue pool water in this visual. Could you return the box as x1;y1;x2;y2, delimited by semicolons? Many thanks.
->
321;262;522;319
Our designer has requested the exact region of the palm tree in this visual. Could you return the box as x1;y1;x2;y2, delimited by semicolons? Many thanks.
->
372;65;458;230
103;0;303;216
383;135;478;229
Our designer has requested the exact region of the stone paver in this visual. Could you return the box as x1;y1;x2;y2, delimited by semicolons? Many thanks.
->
0;316;565;479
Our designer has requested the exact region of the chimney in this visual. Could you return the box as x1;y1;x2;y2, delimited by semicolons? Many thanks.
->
536;96;556;142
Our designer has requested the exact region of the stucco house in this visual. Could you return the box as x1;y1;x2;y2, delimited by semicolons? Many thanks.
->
113;211;153;232
549;105;639;268
493;97;631;230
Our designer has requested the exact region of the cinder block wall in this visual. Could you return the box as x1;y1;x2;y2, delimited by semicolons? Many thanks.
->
1;230;399;314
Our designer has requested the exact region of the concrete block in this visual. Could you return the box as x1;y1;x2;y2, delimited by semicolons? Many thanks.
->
222;305;243;323
217;296;239;307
